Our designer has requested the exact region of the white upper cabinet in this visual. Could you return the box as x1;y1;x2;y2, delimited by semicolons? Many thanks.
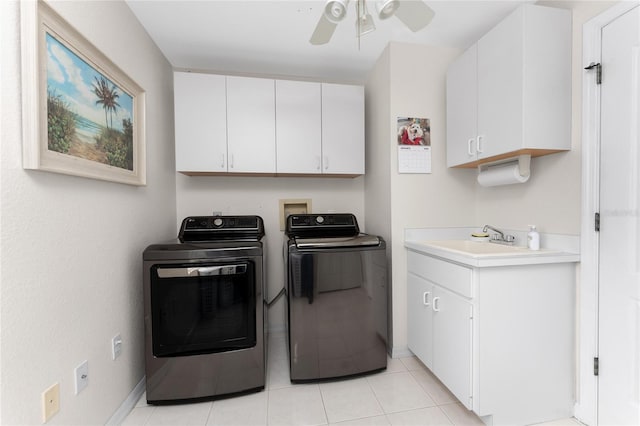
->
321;83;365;175
226;76;276;173
275;80;322;174
174;73;364;176
174;72;227;172
446;4;571;168
446;45;478;167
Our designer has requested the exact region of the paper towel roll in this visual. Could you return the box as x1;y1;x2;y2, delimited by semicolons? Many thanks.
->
477;163;530;187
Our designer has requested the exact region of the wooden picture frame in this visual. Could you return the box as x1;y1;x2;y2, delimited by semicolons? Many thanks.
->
21;1;146;186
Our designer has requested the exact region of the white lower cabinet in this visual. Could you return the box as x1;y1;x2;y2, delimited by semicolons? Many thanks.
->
407;273;434;368
407;250;575;425
407;269;472;409
431;285;473;410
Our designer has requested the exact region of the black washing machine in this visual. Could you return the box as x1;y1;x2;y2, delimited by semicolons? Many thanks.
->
284;213;388;382
143;215;265;403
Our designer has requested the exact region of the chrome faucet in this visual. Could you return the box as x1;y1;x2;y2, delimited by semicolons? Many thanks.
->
482;225;516;245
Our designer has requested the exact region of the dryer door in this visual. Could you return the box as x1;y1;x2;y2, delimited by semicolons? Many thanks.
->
150;261;256;357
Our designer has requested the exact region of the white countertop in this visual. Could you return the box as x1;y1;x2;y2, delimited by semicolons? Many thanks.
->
404;227;580;268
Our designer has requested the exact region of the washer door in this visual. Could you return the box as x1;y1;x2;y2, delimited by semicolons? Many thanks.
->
287;248;388;381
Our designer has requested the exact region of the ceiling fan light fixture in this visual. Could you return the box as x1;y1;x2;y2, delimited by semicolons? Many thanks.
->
356;12;376;36
324;0;349;23
376;0;399;20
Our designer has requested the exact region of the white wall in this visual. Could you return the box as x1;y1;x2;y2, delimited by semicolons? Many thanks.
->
0;1;176;424
175;174;365;331
365;42;477;355
364;46;394;344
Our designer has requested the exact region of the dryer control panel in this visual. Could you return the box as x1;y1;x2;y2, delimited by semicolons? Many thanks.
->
179;215;264;242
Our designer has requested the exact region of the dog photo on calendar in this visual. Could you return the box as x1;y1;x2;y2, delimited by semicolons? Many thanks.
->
397;117;430;146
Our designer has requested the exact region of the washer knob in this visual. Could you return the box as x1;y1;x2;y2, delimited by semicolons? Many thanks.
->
316;216;324;224
213;218;223;227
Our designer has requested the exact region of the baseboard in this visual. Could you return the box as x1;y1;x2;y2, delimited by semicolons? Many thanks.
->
106;376;145;425
391;346;414;358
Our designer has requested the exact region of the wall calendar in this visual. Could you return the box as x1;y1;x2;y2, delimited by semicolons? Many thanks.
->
397;117;431;174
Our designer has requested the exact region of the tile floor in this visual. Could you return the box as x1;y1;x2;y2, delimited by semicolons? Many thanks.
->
123;332;583;426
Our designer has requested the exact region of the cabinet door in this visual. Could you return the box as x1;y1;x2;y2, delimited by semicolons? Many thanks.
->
174;72;227;172
275;80;322;174
432;286;473;410
477;7;524;159
227;76;276;173
321;83;364;175
446;45;478;167
407;272;434;369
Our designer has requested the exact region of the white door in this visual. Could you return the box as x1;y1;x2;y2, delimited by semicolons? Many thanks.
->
275;80;322;174
598;5;640;425
476;6;523;160
321;83;364;175
406;272;433;369
174;72;227;172
445;44;478;167
432;286;473;410
226;76;276;173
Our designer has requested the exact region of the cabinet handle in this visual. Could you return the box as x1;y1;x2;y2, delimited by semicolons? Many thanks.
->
432;296;441;312
323;156;329;170
230;154;234;169
316;156;321;171
221;154;225;169
467;138;475;156
476;135;484;153
423;291;431;306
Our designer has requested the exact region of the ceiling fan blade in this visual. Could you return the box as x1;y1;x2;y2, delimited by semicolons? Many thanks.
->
310;14;339;45
394;0;435;32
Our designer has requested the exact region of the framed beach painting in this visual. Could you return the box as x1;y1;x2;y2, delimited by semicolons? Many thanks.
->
21;1;146;186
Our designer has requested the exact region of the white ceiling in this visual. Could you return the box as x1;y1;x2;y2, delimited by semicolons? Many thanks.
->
126;0;545;83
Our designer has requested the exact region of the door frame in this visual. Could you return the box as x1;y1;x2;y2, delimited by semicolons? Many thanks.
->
577;2;639;425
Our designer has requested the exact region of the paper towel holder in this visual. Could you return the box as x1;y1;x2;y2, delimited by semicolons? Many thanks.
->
477;154;531;175
477;154;531;185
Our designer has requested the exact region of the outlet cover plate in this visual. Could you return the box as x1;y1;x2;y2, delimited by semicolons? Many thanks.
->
42;382;60;422
74;360;89;395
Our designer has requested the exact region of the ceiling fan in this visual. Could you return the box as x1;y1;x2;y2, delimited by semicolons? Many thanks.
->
310;0;435;45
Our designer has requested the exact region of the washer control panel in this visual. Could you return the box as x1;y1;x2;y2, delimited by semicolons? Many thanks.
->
286;213;359;238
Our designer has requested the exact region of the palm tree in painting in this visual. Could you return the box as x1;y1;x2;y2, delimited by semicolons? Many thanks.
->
92;76;120;129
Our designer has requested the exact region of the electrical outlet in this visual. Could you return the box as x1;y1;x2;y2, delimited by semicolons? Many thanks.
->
112;334;122;360
42;383;60;422
74;360;89;395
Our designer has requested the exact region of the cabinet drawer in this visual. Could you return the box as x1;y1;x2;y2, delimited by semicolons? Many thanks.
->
408;251;473;298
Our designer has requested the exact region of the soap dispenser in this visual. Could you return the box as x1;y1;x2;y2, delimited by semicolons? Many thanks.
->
527;225;540;250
